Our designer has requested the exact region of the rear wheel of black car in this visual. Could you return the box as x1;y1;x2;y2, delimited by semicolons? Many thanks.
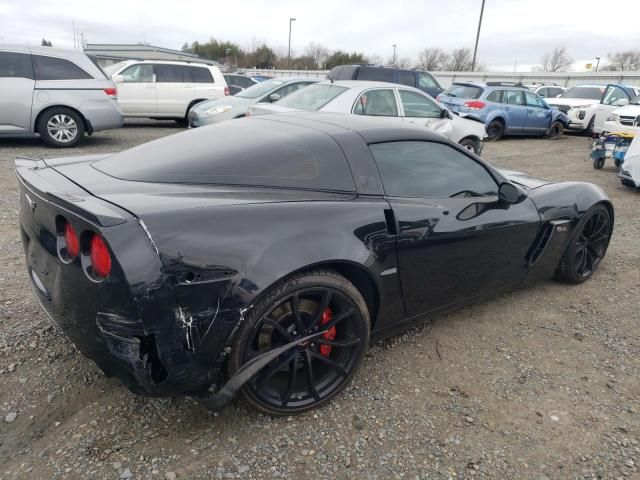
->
556;204;612;284
229;270;370;415
545;121;564;140
38;107;85;148
486;119;504;141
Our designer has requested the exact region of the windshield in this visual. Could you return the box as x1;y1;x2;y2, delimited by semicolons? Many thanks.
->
276;84;348;111
237;78;285;99
442;84;483;99
104;61;129;76
559;86;605;100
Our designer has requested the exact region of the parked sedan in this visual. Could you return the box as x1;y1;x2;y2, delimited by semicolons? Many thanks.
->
437;82;568;141
249;80;487;154
188;78;316;127
16;112;613;415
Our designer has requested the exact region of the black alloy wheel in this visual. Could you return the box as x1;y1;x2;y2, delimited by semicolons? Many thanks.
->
230;270;369;415
486;119;504;141
556;205;612;284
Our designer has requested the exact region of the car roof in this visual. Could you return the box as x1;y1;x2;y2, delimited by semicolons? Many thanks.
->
121;59;218;68
0;44;93;61
318;79;416;90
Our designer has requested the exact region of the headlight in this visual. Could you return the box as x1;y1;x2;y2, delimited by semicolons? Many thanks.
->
203;105;233;116
607;114;620;122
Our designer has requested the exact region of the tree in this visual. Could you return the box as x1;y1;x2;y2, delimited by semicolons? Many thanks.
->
416;48;448;71
445;48;474;71
540;46;573;72
387;56;411;68
304;42;330;69
41;38;52;47
253;44;277;69
324;50;368;70
605;50;640;71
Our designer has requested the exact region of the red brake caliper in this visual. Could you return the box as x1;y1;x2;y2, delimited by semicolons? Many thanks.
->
319;307;336;357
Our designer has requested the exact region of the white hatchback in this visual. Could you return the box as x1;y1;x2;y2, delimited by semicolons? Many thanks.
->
107;60;228;124
249;80;488;155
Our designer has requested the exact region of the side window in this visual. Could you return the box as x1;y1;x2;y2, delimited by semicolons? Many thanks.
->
370;141;498;198
524;91;546;108
273;82;308;98
190;67;214;83
356;67;394;83
486;90;502;103
417;73;438;90
353;89;398;116
602;86;627;105
120;64;153;83
505;90;525;106
399;90;441;118
33;55;92;80
536;88;548;97
0;52;33;79
397;71;415;87
155;64;186;83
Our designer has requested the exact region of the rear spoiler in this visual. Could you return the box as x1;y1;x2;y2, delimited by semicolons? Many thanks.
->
14;157;127;227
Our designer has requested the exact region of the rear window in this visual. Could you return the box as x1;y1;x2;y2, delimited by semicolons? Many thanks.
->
94;120;355;192
442;83;483;99
276;84;348;111
33;55;93;80
328;65;358;80
190;67;214;83
356;67;394;83
559;86;605;100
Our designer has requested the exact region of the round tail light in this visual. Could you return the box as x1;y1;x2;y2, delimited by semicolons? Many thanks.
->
90;234;111;278
64;222;80;259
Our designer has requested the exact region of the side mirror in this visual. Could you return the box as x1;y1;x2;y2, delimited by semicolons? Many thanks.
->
440;109;452;119
113;74;124;83
613;98;629;107
498;182;523;204
269;93;281;102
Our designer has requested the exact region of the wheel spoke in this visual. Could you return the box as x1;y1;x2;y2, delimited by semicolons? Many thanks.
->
308;350;349;377
304;350;321;401
322;308;354;331
316;336;360;348
281;355;300;407
310;290;332;328
261;317;293;342
289;292;306;334
255;351;295;390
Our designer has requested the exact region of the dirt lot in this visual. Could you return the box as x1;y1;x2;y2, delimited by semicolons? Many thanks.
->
0;124;639;480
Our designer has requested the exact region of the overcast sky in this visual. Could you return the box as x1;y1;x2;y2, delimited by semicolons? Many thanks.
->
1;0;639;71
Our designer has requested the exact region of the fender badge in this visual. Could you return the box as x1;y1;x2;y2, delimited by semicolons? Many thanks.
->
556;225;568;232
25;193;36;212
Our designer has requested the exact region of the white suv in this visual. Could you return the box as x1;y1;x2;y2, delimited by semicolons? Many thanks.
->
107;60;228;124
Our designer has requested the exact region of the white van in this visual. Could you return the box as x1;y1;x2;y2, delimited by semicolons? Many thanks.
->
107;60;228;125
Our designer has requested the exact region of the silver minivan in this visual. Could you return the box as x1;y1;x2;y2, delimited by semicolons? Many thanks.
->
0;45;123;147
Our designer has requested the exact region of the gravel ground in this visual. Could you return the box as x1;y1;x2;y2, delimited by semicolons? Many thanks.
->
0;123;639;480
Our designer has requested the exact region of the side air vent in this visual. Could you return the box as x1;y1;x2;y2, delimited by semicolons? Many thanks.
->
527;222;554;266
384;209;398;235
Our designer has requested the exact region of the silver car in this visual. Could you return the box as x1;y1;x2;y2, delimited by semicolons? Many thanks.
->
188;78;316;127
0;45;123;147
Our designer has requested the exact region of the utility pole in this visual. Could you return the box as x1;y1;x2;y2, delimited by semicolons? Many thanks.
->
288;17;296;69
595;57;601;72
392;44;397;65
471;0;486;72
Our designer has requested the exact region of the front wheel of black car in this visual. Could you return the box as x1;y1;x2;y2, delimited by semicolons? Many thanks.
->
229;270;370;415
486;119;504;141
556;204;612;284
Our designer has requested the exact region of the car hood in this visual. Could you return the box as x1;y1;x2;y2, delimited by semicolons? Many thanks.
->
612;104;640;116
546;98;600;107
193;96;253;113
248;104;299;116
498;169;551;189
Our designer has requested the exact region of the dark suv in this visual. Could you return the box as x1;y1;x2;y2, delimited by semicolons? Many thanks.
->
327;65;443;98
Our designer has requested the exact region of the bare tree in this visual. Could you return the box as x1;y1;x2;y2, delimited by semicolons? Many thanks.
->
445;48;474;71
540;46;573;72
304;42;330;69
367;53;384;65
387;56;411;68
416;48;448;71
605;50;640;71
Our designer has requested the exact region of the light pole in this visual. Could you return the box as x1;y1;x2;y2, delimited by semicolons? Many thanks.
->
288;17;296;69
392;44;397;65
595;57;601;72
471;0;486;72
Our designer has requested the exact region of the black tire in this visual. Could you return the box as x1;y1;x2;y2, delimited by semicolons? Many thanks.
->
37;107;85;148
555;204;611;284
486;119;504;141
586;117;595;136
229;269;370;415
545;121;564;140
174;117;189;127
459;138;480;154
593;157;605;169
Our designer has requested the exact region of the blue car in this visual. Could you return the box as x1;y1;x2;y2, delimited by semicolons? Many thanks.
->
437;82;569;141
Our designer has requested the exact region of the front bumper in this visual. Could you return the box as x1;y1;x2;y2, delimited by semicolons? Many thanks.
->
618;168;639;188
565;108;591;131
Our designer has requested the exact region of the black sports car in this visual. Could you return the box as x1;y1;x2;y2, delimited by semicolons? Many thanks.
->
16;113;613;415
